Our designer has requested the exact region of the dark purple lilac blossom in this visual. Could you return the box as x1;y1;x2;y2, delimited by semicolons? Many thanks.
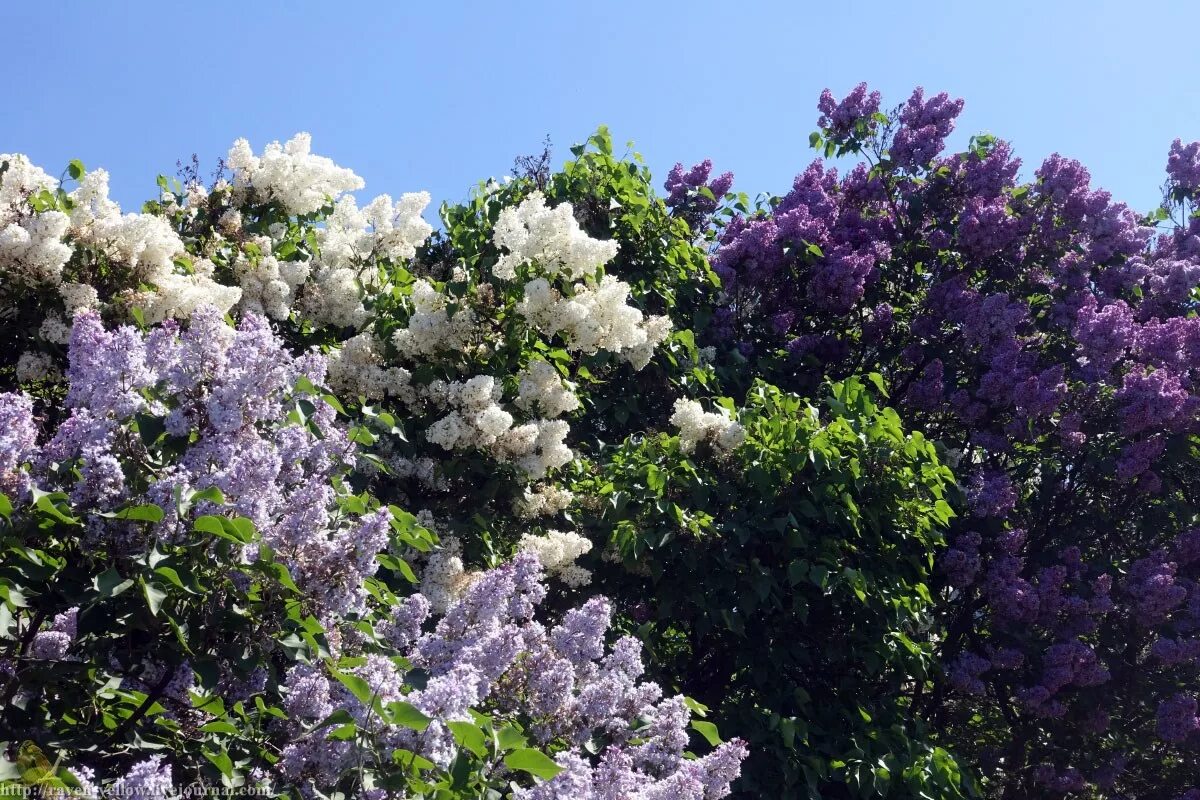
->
664;159;734;223
703;83;1200;796
1167;139;1200;195
817;82;882;141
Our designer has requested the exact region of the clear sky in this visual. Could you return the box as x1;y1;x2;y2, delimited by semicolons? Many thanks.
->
6;1;1198;216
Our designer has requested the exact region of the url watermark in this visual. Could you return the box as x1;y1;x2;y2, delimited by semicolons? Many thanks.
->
0;786;273;798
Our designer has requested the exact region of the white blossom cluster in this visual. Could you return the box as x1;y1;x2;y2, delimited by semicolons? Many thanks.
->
235;246;312;320
1;152;243;332
416;533;475;614
515;359;580;418
301;265;368;329
301;193;435;330
425;376;513;450
517;275;672;369
226;133;365;216
514;483;574;518
387;455;447;492
501;418;572;479
0;153;72;287
15;350;58;382
492;192;619;281
68;169;186;284
326;333;417;402
670;398;746;454
318;192;434;269
423;375;573;479
139;270;242;324
219;137;434;329
323;190;676;484
517;528;593;587
38;314;72;344
59;282;99;313
390;279;481;358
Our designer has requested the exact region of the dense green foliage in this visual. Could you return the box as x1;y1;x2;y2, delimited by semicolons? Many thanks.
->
3;85;1200;799
572;378;970;797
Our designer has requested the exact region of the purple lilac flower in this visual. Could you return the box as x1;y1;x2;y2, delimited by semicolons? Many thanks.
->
889;88;965;170
946;652;990;694
967;471;1017;518
664;159;734;215
1116;368;1195;435
1156;693;1200;743
0;392;37;498
1125;549;1187;624
817;82;882;139
1167;139;1200;194
111;756;174;800
939;532;981;589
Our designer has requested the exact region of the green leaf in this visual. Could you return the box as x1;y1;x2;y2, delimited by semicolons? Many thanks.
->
387;700;432;732
34;493;79;526
448;720;488;757
496;724;528;751
67;160;85;179
378;553;417;583
503;748;564;780
142;581;168;616
189;486;226;505
194;516;226;536
691;720;722;746
135;413;166;446
331;667;376;708
154;566;186;590
115;504;165;523
224;517;257;542
95;567;134;599
328;722;358;741
203;749;234;777
194;515;255;543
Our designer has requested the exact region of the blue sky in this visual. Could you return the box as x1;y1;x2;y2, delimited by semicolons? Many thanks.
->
6;1;1198;216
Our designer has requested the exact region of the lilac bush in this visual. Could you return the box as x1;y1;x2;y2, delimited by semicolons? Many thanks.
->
696;83;1200;796
5;91;1199;798
0;306;743;798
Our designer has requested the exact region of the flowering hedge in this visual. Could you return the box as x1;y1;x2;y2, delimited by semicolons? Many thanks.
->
1;86;1198;799
691;86;1200;796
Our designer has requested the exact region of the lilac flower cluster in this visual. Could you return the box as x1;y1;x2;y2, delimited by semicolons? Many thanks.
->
0;391;37;498
889;88;965;170
1;304;374;620
111;756;174;800
275;553;746;798
1156;693;1200;743
817;82;882;141
664;159;734;220
1167;139;1200;195
713;159;891;324
704;84;1200;793
29;607;78;661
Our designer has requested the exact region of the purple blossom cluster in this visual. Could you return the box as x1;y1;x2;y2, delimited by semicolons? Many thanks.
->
664;159;734;221
0;304;373;620
817;82;882;141
0;391;36;498
111;756;174;800
706;84;1200;794
1167;139;1200;195
277;553;746;798
1156;693;1200;743
889;88;965;170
